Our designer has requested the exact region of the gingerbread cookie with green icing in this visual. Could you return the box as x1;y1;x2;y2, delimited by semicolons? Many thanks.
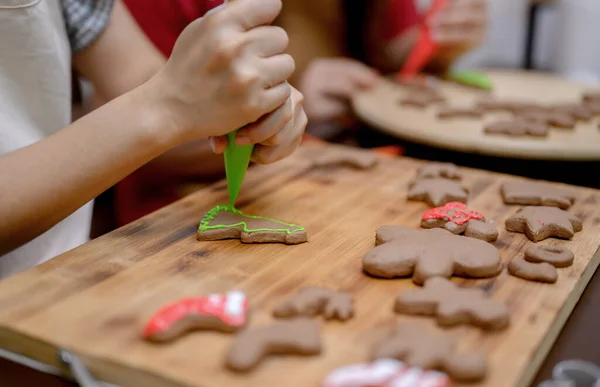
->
197;205;307;245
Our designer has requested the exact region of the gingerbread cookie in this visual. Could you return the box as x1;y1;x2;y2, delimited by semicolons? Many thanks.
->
400;91;446;108
525;245;574;268
394;277;509;330
505;206;583;242
273;287;354;321
415;162;462;181
312;148;379;170
421;202;498;242
143;291;248;342
371;322;487;382
550;104;592;121
197;205;307;245
508;258;557;283
464;220;499;243
363;226;502;285
516;110;576;129
484;119;548;137
407;178;468;207
225;318;322;372
501;181;575;210
582;91;600;104
437;106;484;119
476;98;537;113
322;358;450;387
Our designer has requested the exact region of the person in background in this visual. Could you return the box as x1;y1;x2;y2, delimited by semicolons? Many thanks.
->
0;0;305;279
114;0;486;225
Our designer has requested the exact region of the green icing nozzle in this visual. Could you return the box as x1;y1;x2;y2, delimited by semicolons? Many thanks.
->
446;70;493;91
224;131;254;207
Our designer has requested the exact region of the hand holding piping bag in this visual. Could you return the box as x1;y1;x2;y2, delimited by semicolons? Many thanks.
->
208;0;307;206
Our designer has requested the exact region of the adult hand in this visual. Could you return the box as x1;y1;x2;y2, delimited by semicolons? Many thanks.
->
298;58;380;126
150;0;297;144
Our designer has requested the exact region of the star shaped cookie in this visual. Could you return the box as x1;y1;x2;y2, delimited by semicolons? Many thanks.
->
505;206;582;242
408;178;468;207
364;226;502;285
484;119;548;137
415;162;462;181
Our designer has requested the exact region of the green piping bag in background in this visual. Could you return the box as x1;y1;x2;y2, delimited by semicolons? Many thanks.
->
446;70;493;91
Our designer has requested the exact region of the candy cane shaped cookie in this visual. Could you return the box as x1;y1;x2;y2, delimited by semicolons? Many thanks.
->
143;291;248;342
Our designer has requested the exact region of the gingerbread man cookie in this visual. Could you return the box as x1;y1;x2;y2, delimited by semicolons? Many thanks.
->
407;178;468;207
394;277;509;330
322;358;450;387
143;291;248;342
371;322;487;382
273;287;354;321
363;226;502;285
197;205;307;245
421;202;498;242
501;181;575;210
505;206;583;242
225;318;322;372
415;162;462;181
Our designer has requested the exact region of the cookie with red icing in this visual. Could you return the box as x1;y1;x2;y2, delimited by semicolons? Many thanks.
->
421;202;498;242
322;358;450;387
143;291;248;342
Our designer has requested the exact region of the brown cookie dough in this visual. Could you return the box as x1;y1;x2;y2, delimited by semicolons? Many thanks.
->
273;287;354;321
525;245;574;268
585;100;600;115
476;98;538;113
508;258;557;283
484;119;549;137
312;148;379;170
371;322;487;382
225;318;322;372
407;178;468;207
394;277;509;330
420;202;498;242
415;162;462;181
502;181;575;210
437;106;484;119
505;206;583;242
363;226;502;285
197;205;307;245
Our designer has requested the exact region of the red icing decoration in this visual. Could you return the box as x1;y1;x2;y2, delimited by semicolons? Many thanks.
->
422;202;484;226
143;291;247;338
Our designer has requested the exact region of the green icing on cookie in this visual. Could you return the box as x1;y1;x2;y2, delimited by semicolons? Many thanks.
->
198;205;305;235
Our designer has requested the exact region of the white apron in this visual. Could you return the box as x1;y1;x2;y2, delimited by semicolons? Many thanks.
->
0;0;94;279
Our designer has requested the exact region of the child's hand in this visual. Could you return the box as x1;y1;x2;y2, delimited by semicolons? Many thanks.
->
152;0;295;142
210;86;307;164
298;58;380;127
427;0;487;70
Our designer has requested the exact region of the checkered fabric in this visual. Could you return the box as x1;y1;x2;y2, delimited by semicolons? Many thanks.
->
60;0;114;54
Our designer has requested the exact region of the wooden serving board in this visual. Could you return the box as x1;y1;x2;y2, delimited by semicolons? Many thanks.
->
0;143;599;387
352;70;600;161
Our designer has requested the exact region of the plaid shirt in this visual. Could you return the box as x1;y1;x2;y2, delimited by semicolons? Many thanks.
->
60;0;114;54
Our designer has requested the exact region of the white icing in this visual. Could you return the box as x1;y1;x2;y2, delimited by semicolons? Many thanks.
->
389;368;422;387
322;359;404;387
225;291;246;317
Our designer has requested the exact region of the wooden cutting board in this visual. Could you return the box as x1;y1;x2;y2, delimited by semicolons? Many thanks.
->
352;70;600;161
0;143;599;387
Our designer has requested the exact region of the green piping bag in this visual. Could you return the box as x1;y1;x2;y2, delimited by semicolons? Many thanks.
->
224;130;253;206
446;70;493;91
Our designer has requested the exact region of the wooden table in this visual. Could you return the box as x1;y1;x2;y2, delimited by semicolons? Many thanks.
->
352;70;600;161
0;143;599;387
